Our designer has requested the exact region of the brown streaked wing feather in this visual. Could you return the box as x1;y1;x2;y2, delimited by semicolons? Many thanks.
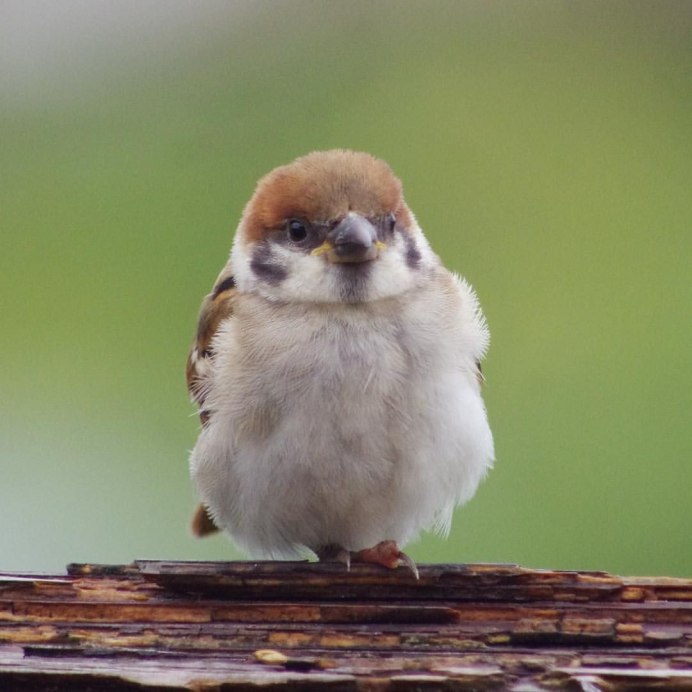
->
186;271;237;419
186;270;236;539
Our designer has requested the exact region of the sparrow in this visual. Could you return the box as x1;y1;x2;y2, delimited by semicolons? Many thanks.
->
187;150;494;575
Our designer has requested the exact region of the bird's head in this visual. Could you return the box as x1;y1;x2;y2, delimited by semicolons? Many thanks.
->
231;150;435;304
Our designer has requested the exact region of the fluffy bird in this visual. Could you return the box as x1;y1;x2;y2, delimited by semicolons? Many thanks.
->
187;150;494;574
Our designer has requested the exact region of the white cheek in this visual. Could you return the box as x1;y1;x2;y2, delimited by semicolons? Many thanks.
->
230;236;253;292
277;249;337;302
233;239;337;302
366;224;435;301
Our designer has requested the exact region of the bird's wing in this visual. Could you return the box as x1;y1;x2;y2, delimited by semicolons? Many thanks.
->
186;267;236;537
186;269;236;423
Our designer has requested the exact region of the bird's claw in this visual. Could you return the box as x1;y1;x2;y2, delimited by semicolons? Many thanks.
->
397;551;420;580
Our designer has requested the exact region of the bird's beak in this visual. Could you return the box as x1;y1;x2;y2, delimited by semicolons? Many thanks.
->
311;213;385;264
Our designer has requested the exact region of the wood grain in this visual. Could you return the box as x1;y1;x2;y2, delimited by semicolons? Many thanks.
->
1;561;690;689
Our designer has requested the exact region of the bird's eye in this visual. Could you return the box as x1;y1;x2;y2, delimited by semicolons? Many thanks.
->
286;219;308;243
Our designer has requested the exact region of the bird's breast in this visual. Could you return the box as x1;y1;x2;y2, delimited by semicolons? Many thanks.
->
227;306;412;448
193;287;492;555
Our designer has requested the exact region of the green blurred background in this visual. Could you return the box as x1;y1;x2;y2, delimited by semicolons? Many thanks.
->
1;1;690;576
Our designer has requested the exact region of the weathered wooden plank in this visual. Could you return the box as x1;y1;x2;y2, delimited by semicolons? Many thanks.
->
134;560;692;603
0;561;690;690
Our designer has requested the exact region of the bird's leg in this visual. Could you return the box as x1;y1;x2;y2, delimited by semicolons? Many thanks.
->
316;543;351;570
352;539;420;580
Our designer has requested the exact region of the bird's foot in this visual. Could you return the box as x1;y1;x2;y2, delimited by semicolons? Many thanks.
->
316;540;419;579
353;540;419;580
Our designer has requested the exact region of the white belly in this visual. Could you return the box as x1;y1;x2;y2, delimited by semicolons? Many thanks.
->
190;292;494;558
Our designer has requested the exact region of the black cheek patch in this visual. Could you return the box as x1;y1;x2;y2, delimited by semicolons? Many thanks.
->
250;243;288;285
403;233;422;270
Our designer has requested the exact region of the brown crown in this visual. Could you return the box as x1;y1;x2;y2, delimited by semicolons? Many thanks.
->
239;150;412;243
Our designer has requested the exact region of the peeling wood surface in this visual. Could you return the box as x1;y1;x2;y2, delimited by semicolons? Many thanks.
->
0;561;690;690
